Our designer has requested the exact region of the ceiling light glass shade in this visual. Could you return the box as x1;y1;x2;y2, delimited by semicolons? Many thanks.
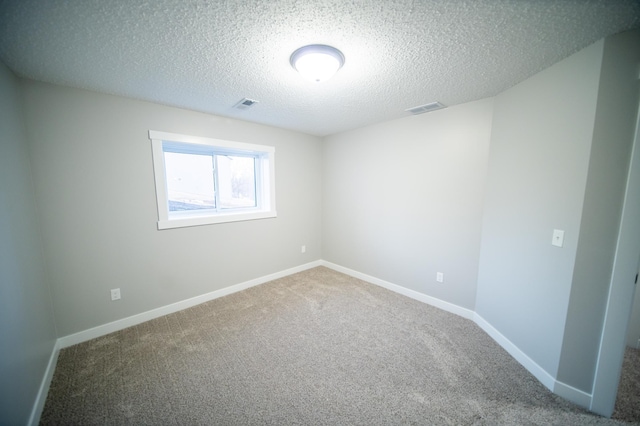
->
290;44;345;83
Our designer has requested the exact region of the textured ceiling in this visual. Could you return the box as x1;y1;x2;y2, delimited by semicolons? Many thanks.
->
1;0;639;136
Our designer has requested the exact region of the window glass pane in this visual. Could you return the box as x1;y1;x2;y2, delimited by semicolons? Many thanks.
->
164;152;215;211
217;155;256;209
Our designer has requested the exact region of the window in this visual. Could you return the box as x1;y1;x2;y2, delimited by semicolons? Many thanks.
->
149;130;276;229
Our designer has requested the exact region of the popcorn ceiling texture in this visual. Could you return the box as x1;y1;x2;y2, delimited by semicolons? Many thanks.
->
1;0;639;136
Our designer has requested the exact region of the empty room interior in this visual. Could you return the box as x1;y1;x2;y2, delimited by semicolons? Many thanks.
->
2;1;640;424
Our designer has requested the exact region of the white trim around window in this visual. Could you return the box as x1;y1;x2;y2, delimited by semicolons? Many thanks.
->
149;130;276;230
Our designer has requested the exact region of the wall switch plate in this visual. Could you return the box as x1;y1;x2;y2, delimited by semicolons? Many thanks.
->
552;229;565;247
301;245;306;253
436;272;444;283
111;288;121;301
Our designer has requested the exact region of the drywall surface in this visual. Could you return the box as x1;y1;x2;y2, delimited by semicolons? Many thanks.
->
0;62;57;424
626;282;640;347
558;29;640;394
21;81;323;336
322;99;493;310
560;29;640;404
475;40;604;378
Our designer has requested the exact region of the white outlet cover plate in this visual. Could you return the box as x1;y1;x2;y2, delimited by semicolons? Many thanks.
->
111;288;121;300
552;229;565;247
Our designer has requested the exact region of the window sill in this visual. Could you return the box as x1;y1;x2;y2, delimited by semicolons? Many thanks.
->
158;210;277;230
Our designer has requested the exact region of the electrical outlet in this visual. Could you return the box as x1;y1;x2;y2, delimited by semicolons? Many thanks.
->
110;288;121;301
301;245;306;253
552;229;565;247
436;272;444;283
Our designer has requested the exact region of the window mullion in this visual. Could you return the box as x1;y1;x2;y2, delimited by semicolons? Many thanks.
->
212;154;221;212
253;154;261;208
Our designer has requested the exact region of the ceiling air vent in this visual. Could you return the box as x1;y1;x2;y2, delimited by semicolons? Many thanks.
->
405;101;446;115
233;98;258;110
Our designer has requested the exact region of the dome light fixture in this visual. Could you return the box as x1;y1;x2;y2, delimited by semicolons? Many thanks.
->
290;44;345;83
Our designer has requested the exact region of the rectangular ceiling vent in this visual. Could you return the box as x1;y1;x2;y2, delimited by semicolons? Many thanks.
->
233;98;258;110
405;101;446;115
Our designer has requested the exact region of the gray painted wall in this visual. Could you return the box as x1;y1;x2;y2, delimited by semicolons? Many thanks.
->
475;41;604;378
626;283;640;347
21;81;323;336
0;64;57;423
322;99;493;310
616;33;640;351
557;29;640;394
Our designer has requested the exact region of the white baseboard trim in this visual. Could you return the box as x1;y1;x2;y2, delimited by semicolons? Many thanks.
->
28;339;61;426
319;261;594;409
320;261;475;320
473;313;556;391
31;260;322;424
554;380;593;410
41;259;593;420
57;260;322;348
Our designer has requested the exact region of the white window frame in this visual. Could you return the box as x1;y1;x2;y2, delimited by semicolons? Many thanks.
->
149;130;276;230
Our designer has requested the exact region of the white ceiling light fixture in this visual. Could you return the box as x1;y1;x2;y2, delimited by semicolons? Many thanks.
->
290;44;345;83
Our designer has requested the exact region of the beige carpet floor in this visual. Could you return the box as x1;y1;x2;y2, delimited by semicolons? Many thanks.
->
41;266;631;425
613;346;640;423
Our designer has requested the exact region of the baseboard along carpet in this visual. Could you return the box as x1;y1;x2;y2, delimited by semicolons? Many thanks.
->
40;266;630;425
